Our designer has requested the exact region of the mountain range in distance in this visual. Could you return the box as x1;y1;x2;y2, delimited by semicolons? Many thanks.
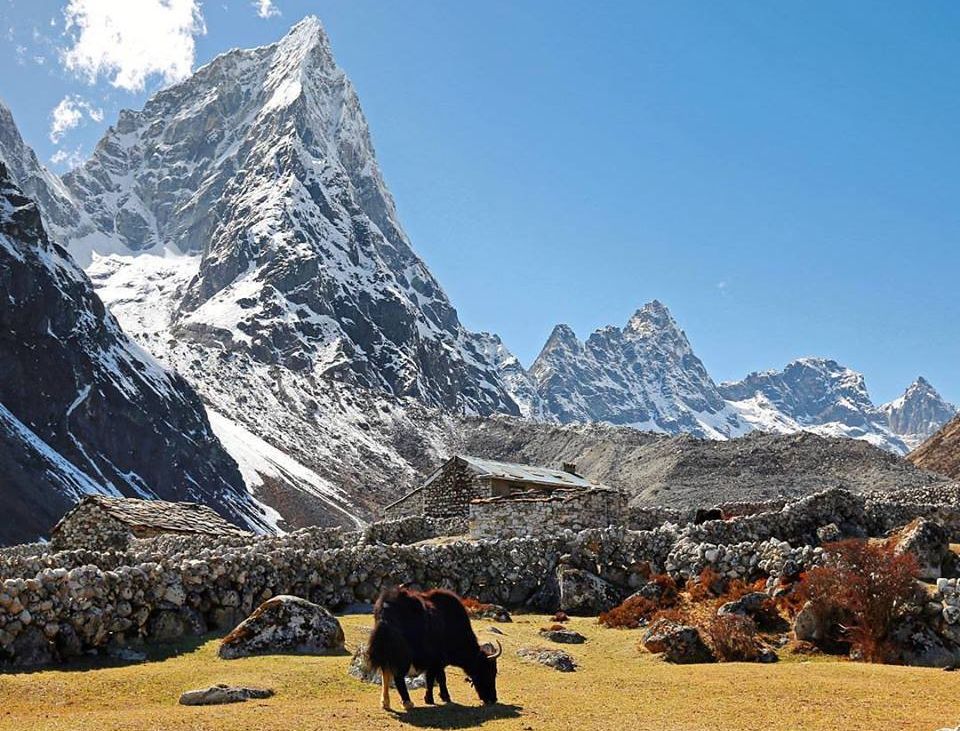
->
0;16;955;542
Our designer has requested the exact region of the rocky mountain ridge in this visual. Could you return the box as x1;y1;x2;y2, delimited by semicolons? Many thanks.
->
0;162;272;545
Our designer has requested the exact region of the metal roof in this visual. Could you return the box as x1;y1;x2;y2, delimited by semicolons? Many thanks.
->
457;455;598;489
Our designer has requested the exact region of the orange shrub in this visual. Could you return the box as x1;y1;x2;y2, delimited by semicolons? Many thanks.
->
599;573;680;629
799;539;920;662
688;567;722;603
460;597;494;616
598;596;659;629
706;614;760;662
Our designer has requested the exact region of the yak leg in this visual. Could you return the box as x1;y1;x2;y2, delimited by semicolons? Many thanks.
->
395;669;414;711
424;669;438;705
380;669;392;711
437;668;451;703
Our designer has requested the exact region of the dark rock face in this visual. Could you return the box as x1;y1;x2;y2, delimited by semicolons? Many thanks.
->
0;100;87;244
0;163;264;545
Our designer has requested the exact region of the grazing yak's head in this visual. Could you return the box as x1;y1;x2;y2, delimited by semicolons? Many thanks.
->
468;641;502;705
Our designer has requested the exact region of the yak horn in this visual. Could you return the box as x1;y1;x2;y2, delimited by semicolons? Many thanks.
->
486;640;503;660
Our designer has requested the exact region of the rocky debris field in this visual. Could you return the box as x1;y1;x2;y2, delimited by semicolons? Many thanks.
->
458;417;948;508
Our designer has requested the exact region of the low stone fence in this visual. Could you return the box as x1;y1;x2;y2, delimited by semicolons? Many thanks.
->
360;516;468;546
2;486;956;668
469;488;625;539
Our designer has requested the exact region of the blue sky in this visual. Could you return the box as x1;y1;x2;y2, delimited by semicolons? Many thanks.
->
2;1;959;405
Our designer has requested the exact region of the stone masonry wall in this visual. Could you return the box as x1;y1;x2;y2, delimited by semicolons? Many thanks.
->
421;459;486;519
1;487;957;668
470;489;625;539
50;503;132;553
382;488;424;521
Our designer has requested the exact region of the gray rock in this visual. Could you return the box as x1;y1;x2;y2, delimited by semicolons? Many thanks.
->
538;628;586;644
517;646;577;672
219;595;344;660
895;518;949;580
347;642;426;688
717;591;769;618
793;601;825;643
557;566;621;616
179;684;275;706
642;620;715;664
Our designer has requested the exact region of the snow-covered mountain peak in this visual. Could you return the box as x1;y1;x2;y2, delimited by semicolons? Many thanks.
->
56;17;519;417
882;376;957;450
529;302;743;437
626;299;679;334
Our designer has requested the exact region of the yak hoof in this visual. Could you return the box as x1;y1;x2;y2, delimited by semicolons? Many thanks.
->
425;695;435;705
403;701;415;712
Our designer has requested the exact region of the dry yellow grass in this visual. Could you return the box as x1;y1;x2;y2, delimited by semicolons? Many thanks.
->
0;614;954;731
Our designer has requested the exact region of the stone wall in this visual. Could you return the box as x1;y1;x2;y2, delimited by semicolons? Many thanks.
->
361;516;468;545
421;459;485;519
50;502;132;553
470;488;625;539
382;488;424;521
2;486;958;668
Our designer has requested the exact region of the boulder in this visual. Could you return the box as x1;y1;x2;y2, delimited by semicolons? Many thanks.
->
793;601;825;643
891;619;960;668
347;641;426;688
538;628;586;644
642;619;715;664
717;591;769;618
219;595;344;660
557;567;621;616
179;684;275;706
517;646;577;672
895;518;949;580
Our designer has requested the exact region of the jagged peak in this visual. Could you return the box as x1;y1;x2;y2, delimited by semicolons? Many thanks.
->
544;323;580;348
625;299;682;337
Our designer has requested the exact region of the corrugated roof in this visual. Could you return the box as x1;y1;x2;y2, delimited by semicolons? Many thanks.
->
458;455;598;489
58;496;249;536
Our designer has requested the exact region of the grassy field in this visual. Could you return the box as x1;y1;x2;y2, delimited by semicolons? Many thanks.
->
0;613;955;731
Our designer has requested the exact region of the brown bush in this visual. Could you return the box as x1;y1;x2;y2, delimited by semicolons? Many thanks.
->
460;597;494;617
648;607;688;625
598;596;659;629
551;611;569;623
648;573;680;605
688;567;723;603
799;539;920;662
706;614;761;662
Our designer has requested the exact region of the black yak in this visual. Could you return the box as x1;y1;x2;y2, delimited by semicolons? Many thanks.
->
367;586;502;711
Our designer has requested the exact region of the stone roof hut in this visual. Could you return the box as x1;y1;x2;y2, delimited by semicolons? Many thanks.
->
382;454;607;521
50;495;249;552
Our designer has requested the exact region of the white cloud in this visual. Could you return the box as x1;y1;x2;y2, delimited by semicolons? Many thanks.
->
50;146;86;170
49;95;104;143
254;0;280;19
61;0;206;92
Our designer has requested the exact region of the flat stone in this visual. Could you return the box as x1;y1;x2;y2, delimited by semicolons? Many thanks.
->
179;684;275;706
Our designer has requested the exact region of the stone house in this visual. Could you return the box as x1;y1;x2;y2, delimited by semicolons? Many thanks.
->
382;454;618;525
50;495;249;552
